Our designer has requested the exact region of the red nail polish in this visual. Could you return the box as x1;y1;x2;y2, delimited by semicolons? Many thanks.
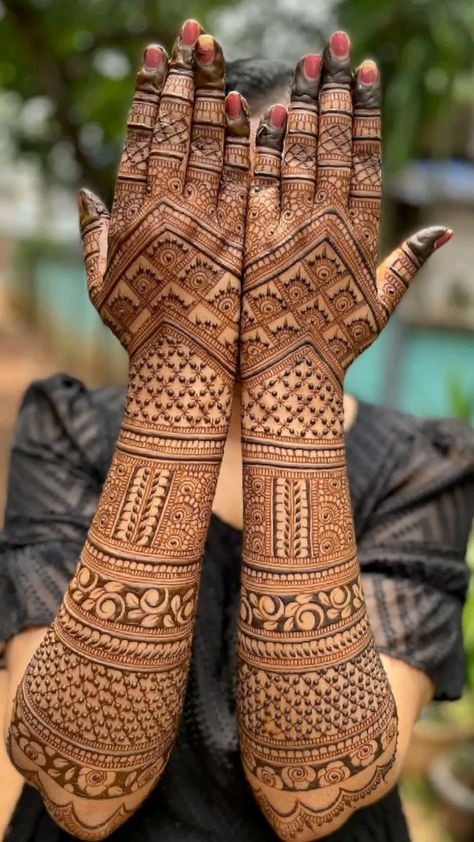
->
330;31;350;58
359;60;378;84
303;54;321;80
270;105;287;128
196;34;215;65
434;229;453;249
182;19;202;47
144;45;164;69
226;92;242;118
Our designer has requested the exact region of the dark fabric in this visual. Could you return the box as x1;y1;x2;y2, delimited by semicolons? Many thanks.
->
2;373;474;842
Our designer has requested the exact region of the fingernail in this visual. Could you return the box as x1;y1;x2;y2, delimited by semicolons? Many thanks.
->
303;54;322;80
182;19;202;47
226;91;242;118
330;31;350;58
144;45;164;69
435;229;453;249
196;34;215;64
270;105;287;128
359;60;378;84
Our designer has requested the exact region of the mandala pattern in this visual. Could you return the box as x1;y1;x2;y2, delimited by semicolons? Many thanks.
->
8;26;250;839
238;41;402;839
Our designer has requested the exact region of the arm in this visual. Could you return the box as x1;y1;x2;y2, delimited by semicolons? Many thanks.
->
238;34;451;840
0;666;28;840
0;628;50;839
6;21;250;840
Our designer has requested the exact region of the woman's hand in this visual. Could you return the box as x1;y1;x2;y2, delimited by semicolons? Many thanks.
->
8;21;251;841
238;33;451;841
242;37;449;400
79;18;249;387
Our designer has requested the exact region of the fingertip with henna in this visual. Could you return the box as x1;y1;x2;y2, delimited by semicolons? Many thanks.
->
182;19;202;46
323;30;352;85
171;18;202;66
408;226;453;262
270;104;288;128
435;228;454;249
194;34;225;89
226;91;242;119
354;60;381;109
77;189;108;227
196;34;216;65
291;54;322;102
329;31;351;59
358;60;378;84
225;92;250;137
144;44;166;70
256;105;287;152
304;54;322;80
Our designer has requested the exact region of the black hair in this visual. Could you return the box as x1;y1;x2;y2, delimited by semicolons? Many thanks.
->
226;57;293;109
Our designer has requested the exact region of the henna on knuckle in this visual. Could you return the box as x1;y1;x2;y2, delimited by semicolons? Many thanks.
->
239;35;397;835
11;19;248;840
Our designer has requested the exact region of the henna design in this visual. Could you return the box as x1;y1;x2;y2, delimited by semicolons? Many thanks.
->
8;21;250;840
239;36;450;840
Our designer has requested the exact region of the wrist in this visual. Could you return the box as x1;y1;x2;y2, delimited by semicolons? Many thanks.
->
242;380;344;449
123;352;234;448
241;362;345;446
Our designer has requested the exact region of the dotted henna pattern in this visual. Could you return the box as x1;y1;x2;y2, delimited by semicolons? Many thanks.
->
237;39;446;839
7;23;250;839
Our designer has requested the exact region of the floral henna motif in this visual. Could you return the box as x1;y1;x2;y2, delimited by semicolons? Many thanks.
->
8;20;250;840
238;35;451;839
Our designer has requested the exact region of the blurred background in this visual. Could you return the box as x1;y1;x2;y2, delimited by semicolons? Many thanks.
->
0;1;473;840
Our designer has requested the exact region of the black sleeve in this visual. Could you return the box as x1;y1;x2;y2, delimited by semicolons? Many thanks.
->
358;416;474;701
0;374;123;660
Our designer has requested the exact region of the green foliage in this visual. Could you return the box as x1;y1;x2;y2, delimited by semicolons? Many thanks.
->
446;374;474;424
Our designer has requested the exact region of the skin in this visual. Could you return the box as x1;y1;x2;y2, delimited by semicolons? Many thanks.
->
0;19;452;839
235;35;441;840
5;21;251;840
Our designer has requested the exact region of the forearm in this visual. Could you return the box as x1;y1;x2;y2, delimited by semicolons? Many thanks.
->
238;374;398;840
7;381;224;840
0;668;25;839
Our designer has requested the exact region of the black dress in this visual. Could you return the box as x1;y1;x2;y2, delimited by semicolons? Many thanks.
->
1;375;474;842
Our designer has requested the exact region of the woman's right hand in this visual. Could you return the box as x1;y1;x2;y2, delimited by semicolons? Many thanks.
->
78;19;250;393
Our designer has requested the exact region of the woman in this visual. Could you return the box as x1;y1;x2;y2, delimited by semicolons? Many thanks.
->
1;18;473;842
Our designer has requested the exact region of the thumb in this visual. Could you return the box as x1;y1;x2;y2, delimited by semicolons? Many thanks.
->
376;225;453;326
78;189;110;308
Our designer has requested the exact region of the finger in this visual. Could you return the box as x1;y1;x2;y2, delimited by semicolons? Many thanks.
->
316;31;353;207
376;226;453;326
116;46;168;193
185;35;226;205
148;19;202;194
78;189;110;309
348;61;382;259
217;92;251;237
245;106;287;274
249;104;287;226
281;54;322;211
